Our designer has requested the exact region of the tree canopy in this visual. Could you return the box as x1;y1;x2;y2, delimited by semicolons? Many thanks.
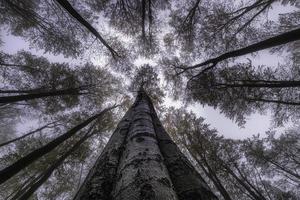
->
0;0;299;199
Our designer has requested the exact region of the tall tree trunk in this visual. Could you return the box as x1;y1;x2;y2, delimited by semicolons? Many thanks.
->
0;106;116;185
15;124;95;200
111;90;178;200
222;165;264;200
246;98;300;106
0;87;84;104
214;81;300;88
185;145;232;200
55;0;118;58
75;89;217;199
74;105;134;200
179;27;300;74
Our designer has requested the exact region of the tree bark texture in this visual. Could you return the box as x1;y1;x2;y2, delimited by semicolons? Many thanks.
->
75;89;217;200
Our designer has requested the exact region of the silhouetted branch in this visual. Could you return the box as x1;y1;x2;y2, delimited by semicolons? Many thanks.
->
55;0;119;58
178;28;300;76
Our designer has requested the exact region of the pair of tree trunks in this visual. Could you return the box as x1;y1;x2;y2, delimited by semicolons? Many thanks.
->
0;106;116;185
74;89;217;199
13;124;97;200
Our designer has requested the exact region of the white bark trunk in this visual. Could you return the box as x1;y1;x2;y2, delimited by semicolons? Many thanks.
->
147;92;218;200
112;94;178;199
74;109;134;199
74;89;218;200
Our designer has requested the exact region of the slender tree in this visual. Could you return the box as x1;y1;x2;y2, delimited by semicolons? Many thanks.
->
178;27;300;75
0;106;117;185
55;0;118;58
0;87;88;104
13;123;97;200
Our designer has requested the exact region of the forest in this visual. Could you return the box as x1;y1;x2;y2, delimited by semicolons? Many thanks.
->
0;0;299;199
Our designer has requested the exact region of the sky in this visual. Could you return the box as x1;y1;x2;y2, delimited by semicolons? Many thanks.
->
0;1;296;140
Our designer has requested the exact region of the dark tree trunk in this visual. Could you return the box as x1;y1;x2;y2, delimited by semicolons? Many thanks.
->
141;0;146;38
222;165;264;200
55;0;118;58
0;89;45;94
180;27;300;74
15;125;95;200
0;106;116;185
0;62;34;69
0;88;83;104
190;150;232;200
214;80;300;88
246;98;300;106
74;89;217;199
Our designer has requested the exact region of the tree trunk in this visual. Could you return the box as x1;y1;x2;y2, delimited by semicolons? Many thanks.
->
180;27;300;74
55;0;118;58
222;165;264;200
74;105;134;200
245;98;300;106
0;106;116;185
214;81;300;88
0;87;83;104
195;154;232;200
15;124;95;200
75;89;217;199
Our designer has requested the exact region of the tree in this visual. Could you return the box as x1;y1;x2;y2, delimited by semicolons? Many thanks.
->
176;27;300;75
159;1;300;130
0;0;119;58
163;107;300;200
0;105;117;185
1;0;300;199
0;107;117;199
74;89;217;199
0;51;121;114
186;63;300;126
55;0;118;58
12;122;97;200
244;129;300;181
85;0;169;57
